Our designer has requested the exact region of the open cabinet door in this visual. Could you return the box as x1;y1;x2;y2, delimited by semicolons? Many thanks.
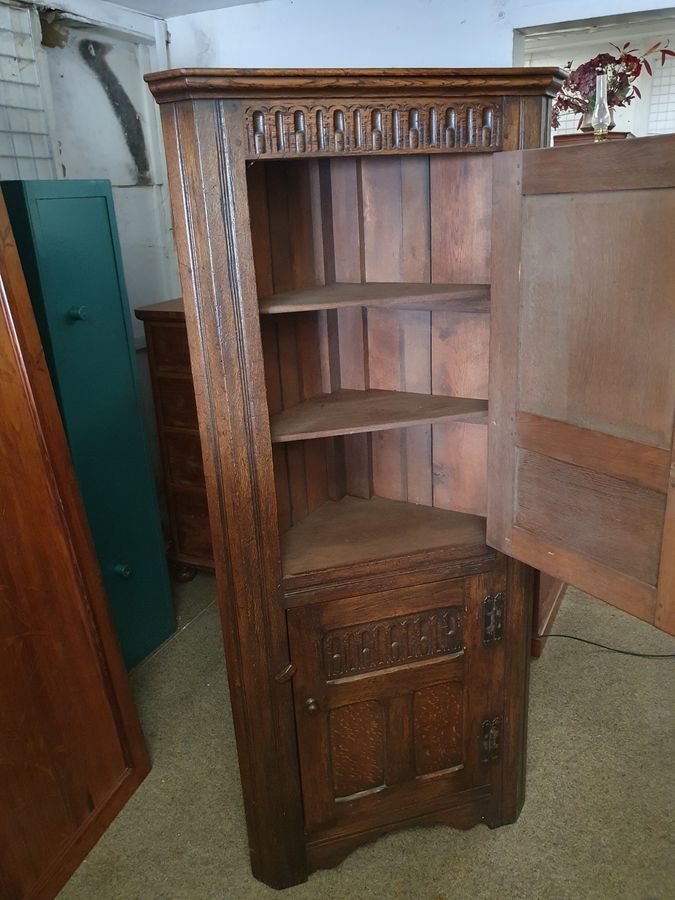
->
489;134;675;637
0;194;150;899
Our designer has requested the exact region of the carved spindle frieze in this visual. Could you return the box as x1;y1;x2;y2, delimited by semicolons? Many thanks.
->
252;110;266;154
482;107;493;147
445;108;456;148
467;106;475;146
316;109;326;150
244;100;501;158
334;109;345;151
371;109;383;150
322;606;464;680
294;110;306;152
275;110;285;152
429;107;438;147
392;108;401;148
353;109;362;150
409;108;420;149
457;117;465;147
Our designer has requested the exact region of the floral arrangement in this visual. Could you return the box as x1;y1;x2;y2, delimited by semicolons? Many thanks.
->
552;40;675;129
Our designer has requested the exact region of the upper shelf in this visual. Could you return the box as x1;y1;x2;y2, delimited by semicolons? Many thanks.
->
259;282;489;315
270;389;487;443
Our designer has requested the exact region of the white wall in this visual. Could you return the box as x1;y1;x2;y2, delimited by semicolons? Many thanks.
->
166;0;675;68
12;0;180;340
42;18;179;340
14;0;181;482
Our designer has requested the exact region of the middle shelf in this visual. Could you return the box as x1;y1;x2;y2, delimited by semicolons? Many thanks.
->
259;282;490;315
270;389;488;443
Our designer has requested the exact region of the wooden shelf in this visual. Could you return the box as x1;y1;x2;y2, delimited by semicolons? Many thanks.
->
281;495;487;581
135;297;184;321
259;282;489;315
270;389;487;443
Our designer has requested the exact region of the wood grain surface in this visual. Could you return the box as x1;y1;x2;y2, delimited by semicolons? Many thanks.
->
271;389;487;442
281;495;487;578
0;194;149;900
260;281;488;314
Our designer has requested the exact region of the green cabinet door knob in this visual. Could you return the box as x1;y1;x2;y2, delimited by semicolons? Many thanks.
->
67;305;88;321
113;563;132;579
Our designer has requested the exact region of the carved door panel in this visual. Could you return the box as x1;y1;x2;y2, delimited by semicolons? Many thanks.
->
489;134;675;636
288;569;507;848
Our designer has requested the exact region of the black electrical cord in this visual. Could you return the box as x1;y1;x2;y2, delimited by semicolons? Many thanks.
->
546;633;675;659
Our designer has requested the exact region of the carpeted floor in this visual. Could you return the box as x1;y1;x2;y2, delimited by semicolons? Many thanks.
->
59;578;675;900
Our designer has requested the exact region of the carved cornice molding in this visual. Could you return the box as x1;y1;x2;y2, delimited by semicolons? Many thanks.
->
245;99;501;157
145;67;566;104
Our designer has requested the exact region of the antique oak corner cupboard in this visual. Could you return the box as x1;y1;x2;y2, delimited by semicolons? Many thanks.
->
145;68;675;888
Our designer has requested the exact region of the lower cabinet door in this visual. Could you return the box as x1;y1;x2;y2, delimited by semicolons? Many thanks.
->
287;567;508;867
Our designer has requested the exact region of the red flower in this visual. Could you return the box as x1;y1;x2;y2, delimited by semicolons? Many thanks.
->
552;39;674;128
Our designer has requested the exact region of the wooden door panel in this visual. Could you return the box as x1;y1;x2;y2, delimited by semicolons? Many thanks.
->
489;135;675;635
516;413;671;494
288;572;505;842
412;681;464;775
515;448;665;586
313;665;474;829
0;196;149;899
329;701;386;798
518;190;675;448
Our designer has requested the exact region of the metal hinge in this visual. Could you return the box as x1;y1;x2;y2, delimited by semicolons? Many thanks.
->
483;592;504;644
480;717;502;763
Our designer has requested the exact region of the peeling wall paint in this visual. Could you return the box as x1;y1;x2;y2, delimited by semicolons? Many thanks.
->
79;39;151;185
39;9;70;48
39;18;179;331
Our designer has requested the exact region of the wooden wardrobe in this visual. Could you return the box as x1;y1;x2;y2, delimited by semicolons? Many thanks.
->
145;68;675;888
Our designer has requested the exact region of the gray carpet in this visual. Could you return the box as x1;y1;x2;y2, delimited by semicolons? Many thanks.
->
59;578;675;900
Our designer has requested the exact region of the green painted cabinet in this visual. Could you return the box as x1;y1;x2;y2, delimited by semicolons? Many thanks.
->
3;179;175;668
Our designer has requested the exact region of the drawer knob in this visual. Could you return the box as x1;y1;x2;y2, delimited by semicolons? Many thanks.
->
113;563;133;579
67;305;89;321
305;697;319;715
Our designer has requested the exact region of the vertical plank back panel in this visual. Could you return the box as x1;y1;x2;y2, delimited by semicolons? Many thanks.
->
325;158;371;496
432;422;488;517
431;312;489;401
430;154;491;516
247;163;274;298
253;160;335;528
252;153;493;520
361;156;433;504
430;155;492;283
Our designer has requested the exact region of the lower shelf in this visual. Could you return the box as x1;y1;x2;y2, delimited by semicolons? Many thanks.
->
281;495;488;585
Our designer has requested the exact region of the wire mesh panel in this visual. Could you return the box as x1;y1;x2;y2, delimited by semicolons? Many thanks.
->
648;62;675;134
0;4;54;180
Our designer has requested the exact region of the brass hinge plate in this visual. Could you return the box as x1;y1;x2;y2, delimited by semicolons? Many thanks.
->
483;592;504;644
480;716;502;763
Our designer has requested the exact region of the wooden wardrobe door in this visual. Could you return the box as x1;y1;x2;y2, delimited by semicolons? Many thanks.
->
287;570;507;859
0;196;149;900
488;134;675;636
